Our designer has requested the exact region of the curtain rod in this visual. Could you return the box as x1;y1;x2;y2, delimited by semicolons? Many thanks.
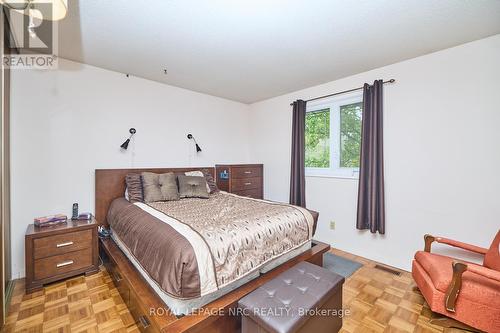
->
289;79;396;106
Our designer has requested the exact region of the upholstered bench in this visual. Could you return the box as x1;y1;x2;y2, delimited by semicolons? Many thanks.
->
238;261;345;333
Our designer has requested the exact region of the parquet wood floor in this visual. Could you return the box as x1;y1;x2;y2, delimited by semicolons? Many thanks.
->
3;249;470;333
333;248;469;333
3;267;140;333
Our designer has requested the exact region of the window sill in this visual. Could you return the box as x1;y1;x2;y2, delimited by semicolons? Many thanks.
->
305;174;359;180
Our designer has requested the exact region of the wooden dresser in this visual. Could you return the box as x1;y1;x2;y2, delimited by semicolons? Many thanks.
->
215;164;263;199
25;219;99;293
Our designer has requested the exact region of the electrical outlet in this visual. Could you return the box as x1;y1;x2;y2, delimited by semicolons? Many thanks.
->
330;221;336;230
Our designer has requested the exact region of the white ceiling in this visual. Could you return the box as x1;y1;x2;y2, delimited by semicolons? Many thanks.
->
57;0;500;104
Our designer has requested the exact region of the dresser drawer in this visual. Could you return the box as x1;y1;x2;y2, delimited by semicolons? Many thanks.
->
231;177;262;191
232;166;262;179
34;248;93;280
129;293;157;333
107;259;130;305
233;188;262;199
33;229;93;259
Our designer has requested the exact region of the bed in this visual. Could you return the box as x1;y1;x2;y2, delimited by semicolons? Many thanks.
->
95;167;329;333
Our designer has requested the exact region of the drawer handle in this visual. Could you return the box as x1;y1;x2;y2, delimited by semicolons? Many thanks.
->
245;182;252;185
56;241;74;248
138;315;150;328
56;260;74;268
244;171;252;174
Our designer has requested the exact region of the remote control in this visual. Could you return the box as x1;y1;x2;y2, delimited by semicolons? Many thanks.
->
71;203;78;220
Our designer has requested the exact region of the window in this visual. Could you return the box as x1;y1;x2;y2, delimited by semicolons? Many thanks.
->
305;108;330;168
305;92;362;178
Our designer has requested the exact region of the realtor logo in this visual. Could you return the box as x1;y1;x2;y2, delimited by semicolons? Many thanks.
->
3;1;58;69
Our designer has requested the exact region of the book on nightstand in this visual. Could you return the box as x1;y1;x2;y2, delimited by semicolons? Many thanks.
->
33;214;68;227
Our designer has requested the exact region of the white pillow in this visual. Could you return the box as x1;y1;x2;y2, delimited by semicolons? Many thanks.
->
124;187;129;201
185;171;211;193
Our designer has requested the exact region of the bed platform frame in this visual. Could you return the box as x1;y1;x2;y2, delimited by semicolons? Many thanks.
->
95;167;330;333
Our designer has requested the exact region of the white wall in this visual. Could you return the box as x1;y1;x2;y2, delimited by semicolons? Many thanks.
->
10;35;500;278
248;35;500;271
10;59;251;278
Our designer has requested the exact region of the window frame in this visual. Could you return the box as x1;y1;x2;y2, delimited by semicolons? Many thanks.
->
305;91;363;179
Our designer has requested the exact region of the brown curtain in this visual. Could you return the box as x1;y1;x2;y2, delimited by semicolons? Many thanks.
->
290;99;306;207
356;80;385;234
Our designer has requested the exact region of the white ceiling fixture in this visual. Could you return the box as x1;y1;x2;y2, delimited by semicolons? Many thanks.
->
1;0;67;21
56;0;500;103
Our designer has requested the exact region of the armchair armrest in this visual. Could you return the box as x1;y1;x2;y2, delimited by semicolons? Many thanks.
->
444;262;500;312
424;234;488;254
465;264;500;283
444;262;467;312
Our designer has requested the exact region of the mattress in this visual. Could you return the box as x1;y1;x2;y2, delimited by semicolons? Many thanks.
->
107;192;315;314
112;230;311;315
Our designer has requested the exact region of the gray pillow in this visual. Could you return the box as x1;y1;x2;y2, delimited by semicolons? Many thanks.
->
184;170;219;194
201;169;219;193
178;175;209;199
141;172;179;202
125;173;144;202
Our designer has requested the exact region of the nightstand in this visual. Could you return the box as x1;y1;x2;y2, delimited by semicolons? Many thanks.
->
215;164;263;199
25;218;99;293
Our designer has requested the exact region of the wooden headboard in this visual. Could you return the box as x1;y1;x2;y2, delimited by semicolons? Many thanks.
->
95;167;215;226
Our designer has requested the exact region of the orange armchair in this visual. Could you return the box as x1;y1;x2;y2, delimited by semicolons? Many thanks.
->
412;230;500;332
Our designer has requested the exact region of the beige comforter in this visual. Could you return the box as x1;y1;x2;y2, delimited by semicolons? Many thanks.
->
149;192;314;288
109;192;315;299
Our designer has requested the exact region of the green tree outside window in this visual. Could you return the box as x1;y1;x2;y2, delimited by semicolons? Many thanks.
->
340;102;362;168
305;109;330;167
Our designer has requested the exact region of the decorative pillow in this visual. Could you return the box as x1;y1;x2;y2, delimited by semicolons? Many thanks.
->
178;175;209;199
184;171;211;193
125;173;144;202
201;169;219;193
185;170;219;194
141;172;179;202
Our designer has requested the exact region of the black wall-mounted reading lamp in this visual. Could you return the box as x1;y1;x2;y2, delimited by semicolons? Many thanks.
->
120;128;136;150
187;134;202;153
